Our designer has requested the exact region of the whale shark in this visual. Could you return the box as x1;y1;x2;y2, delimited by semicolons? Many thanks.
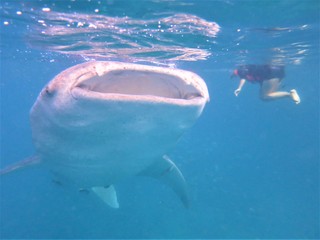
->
0;61;209;208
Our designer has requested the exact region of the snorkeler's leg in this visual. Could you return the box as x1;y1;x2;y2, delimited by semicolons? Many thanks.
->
263;91;291;99
260;78;300;104
260;78;285;99
260;78;297;102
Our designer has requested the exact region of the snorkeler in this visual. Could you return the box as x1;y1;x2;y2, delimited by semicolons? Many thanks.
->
231;64;300;104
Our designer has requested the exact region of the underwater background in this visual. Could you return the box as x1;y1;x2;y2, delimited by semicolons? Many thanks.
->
0;0;319;239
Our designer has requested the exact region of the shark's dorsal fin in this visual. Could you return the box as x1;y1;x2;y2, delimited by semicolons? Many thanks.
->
138;155;189;208
92;185;119;208
0;156;41;176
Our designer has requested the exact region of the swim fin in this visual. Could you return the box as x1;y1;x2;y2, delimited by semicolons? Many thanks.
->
290;89;300;104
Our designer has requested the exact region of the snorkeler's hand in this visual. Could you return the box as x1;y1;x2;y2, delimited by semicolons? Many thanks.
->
234;88;241;96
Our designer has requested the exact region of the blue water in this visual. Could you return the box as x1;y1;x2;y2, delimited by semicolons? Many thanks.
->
1;0;319;239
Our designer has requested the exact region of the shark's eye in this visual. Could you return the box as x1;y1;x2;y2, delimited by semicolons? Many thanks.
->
44;86;55;97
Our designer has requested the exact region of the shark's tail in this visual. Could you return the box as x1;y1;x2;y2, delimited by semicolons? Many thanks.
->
0;156;41;176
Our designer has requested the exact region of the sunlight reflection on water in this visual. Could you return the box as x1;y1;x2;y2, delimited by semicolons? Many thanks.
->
29;12;220;64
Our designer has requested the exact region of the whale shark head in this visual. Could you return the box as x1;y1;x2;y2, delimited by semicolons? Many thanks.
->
27;61;209;207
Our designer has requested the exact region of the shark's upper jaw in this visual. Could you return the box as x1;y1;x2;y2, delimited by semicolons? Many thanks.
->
70;66;208;103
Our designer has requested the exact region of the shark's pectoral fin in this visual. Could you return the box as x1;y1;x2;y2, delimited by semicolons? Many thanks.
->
0;156;41;176
139;155;189;208
92;185;119;208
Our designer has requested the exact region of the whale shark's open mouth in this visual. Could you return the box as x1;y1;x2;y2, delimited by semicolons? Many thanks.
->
74;69;204;101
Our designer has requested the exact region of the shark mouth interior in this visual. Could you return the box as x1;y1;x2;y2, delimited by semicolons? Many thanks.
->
76;70;203;100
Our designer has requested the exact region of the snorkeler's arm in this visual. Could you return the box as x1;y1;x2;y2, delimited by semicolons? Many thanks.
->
234;79;246;96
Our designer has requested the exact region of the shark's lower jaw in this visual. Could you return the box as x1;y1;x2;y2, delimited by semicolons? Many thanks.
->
73;68;204;101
